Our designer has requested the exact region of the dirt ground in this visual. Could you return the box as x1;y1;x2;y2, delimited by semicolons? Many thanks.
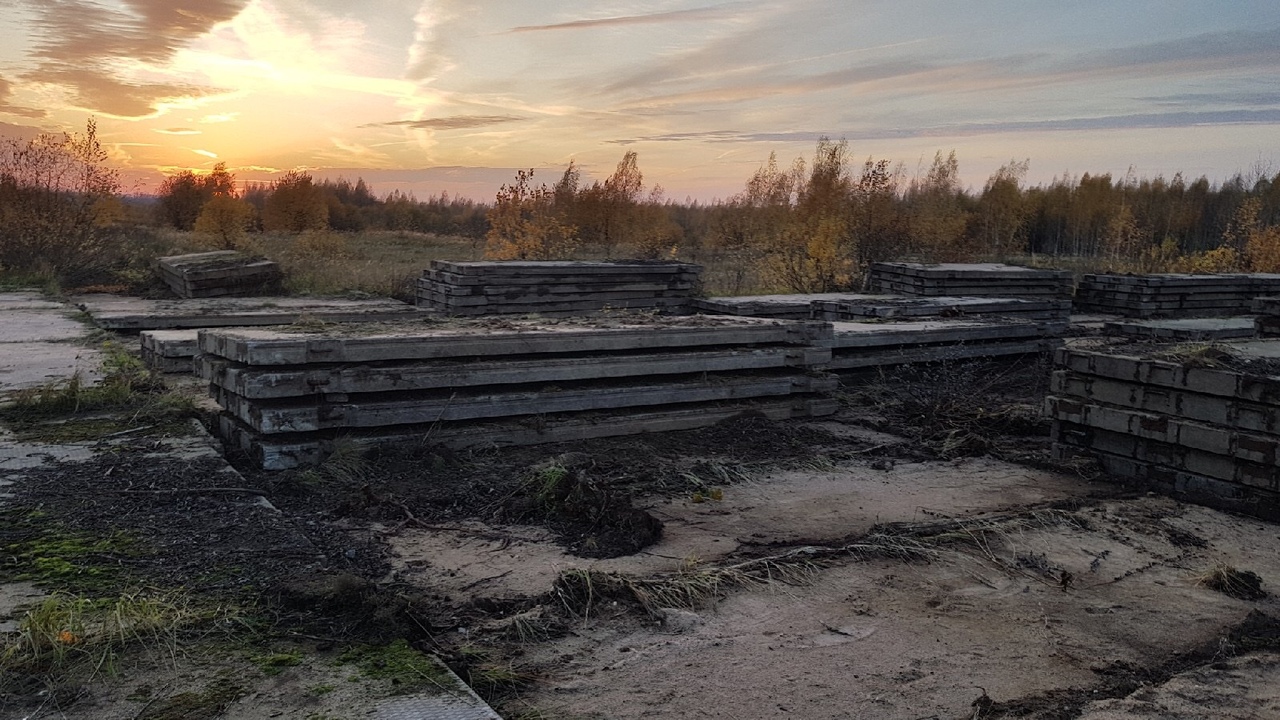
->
4;354;1280;719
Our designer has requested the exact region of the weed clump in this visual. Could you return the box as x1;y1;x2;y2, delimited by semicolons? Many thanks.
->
1196;563;1267;600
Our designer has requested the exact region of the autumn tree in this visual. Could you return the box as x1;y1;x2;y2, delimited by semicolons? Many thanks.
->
0;118;120;280
195;194;254;249
574;151;647;255
903;150;970;260
262;170;328;232
851;157;905;266
484;169;576;260
157;162;235;230
975;159;1030;256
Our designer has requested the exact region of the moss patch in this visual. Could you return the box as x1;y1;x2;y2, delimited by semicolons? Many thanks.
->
337;639;459;695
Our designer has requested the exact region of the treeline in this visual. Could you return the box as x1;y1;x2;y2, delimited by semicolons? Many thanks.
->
6;119;1280;293
154;165;486;241
486;140;1280;292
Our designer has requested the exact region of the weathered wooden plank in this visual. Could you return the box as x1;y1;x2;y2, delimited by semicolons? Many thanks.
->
199;319;834;365
201;346;832;399
218;372;838;434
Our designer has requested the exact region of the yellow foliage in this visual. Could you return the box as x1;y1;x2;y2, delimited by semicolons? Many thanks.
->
484;170;577;260
1246;226;1280;273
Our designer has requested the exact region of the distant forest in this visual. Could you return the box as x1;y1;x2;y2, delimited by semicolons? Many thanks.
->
4;121;1280;293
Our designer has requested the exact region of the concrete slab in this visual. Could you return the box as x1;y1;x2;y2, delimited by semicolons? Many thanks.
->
1104;317;1258;341
0;292;102;397
72;294;425;330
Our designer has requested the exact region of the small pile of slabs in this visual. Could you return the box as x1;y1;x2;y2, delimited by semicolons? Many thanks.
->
824;319;1066;371
868;263;1073;298
1075;273;1280;318
812;295;1072;322
156;251;282;298
1048;344;1280;519
199;316;837;469
416;260;701;316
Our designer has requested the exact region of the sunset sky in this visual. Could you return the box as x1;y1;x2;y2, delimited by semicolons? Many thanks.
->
1;1;1278;201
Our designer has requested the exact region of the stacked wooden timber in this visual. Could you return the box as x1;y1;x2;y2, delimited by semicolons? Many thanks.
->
868;263;1073;299
416;260;701;316
199;316;837;469
1075;273;1280;318
1102;317;1257;341
824;319;1066;371
812;295;1072;322
1048;345;1280;519
157;251;283;298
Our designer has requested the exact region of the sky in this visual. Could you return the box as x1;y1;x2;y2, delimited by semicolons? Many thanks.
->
0;0;1278;201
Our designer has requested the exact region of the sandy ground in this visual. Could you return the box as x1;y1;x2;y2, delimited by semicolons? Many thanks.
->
383;454;1280;720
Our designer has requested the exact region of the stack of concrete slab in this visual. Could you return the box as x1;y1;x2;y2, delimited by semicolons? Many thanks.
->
812;295;1072;322
688;293;894;320
1048;344;1280;518
824;318;1066;371
157;251;283;299
199;316;837;469
1253;297;1280;336
140;330;200;373
1075;273;1280;318
1102;317;1257;341
70;294;425;374
868;263;1073;299
416;260;701;316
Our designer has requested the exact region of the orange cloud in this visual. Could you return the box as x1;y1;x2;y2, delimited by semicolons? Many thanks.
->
24;0;249;117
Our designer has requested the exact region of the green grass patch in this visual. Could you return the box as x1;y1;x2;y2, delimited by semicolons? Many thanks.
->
0;509;137;589
0;341;196;426
336;639;459;695
251;649;304;676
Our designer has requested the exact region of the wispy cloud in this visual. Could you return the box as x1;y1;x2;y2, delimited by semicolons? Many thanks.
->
0;75;45;118
23;0;247;117
192;148;218;158
363;115;525;130
199;113;239;124
506;3;749;33
155;127;201;135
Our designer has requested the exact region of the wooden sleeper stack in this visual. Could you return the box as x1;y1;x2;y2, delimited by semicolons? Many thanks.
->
417;260;701;316
200;316;836;469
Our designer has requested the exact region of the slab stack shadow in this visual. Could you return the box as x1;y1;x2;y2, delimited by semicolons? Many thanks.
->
825;318;1066;370
417;260;701;316
156;250;283;299
1048;344;1280;519
198;316;837;469
1075;273;1280;317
